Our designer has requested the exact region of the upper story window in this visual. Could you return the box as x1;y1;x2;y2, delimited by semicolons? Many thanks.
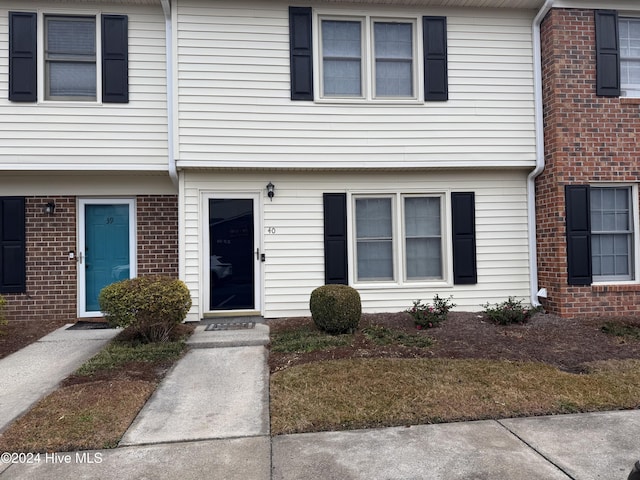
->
45;16;97;101
319;16;417;100
288;7;448;103
619;17;640;97
8;11;128;104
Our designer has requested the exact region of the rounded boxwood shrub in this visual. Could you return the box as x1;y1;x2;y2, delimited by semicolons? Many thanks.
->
310;284;361;334
99;276;192;343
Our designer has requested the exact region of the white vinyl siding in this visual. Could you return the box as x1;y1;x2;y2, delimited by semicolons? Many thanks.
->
175;1;537;169
181;169;531;321
0;2;168;171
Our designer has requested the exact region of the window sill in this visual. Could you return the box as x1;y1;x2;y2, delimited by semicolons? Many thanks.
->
592;283;640;293
38;100;102;106
353;280;452;289
315;98;424;106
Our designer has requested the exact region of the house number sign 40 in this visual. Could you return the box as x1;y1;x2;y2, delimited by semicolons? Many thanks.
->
267;227;276;234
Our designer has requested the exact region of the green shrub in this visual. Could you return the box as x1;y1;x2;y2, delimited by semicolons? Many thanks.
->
99;276;192;343
0;295;7;333
406;294;455;329
482;296;534;325
309;284;362;335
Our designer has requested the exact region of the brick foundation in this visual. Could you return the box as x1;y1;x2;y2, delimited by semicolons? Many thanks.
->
537;8;640;317
2;195;178;322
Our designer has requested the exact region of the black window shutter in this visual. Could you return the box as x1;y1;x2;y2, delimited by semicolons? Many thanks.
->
423;16;448;101
451;192;477;284
323;193;348;285
565;185;592;285
289;7;313;101
0;197;26;294
102;15;129;103
9;12;37;102
595;10;620;97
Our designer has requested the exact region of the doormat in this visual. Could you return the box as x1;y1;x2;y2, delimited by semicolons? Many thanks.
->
67;321;112;330
205;322;256;331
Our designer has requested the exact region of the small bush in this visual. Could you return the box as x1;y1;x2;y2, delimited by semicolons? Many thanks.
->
601;322;640;340
482;296;534;325
310;284;362;335
406;294;455;329
362;326;433;348
99;276;192;343
0;295;7;333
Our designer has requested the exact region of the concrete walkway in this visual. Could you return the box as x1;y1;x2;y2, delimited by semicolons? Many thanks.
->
1;321;639;479
0;324;119;433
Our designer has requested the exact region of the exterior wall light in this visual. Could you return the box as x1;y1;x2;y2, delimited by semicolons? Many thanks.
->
44;201;56;216
266;182;275;201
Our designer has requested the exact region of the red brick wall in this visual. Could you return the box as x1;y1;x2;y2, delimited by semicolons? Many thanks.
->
3;197;77;322
3;195;178;322
537;9;640;317
136;195;179;276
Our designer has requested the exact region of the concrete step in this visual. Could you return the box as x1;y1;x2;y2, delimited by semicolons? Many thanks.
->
186;323;270;349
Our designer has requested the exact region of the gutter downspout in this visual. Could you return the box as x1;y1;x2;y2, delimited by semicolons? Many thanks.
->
161;0;178;188
528;0;554;308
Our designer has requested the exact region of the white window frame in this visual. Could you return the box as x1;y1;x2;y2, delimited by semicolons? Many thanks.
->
590;184;640;284
402;194;445;282
349;191;451;287
37;9;103;104
619;16;640;98
314;11;421;103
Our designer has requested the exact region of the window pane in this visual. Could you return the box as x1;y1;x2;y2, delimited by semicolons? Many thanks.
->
374;22;412;58
322;20;362;96
404;197;442;280
405;197;440;237
621;18;640;96
406;238;442;278
590;187;634;280
374;22;413;97
324;60;361;96
357;240;393;280
376;61;412;96
49;62;96;97
47;18;95;57
356;198;393;280
46;16;96;99
356;198;392;238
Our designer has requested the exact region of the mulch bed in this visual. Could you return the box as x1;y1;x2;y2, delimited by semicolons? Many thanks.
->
0;319;71;360
268;312;640;374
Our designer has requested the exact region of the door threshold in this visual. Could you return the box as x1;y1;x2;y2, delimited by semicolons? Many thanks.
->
202;311;261;318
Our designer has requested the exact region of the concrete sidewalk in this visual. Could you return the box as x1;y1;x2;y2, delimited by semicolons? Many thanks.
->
1;321;639;479
0;324;119;433
273;410;640;479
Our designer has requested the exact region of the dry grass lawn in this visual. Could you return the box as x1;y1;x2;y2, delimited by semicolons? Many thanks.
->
269;313;640;436
271;357;640;435
0;325;192;453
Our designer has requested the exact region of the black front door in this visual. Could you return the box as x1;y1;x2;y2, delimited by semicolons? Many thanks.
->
209;198;255;310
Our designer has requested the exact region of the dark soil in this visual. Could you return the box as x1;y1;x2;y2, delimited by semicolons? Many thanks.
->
267;312;640;374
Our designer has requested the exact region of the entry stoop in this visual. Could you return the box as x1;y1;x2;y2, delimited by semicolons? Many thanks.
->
187;317;269;348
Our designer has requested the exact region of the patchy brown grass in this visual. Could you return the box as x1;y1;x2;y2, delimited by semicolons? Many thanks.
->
0;381;154;452
269;312;640;435
0;324;193;453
